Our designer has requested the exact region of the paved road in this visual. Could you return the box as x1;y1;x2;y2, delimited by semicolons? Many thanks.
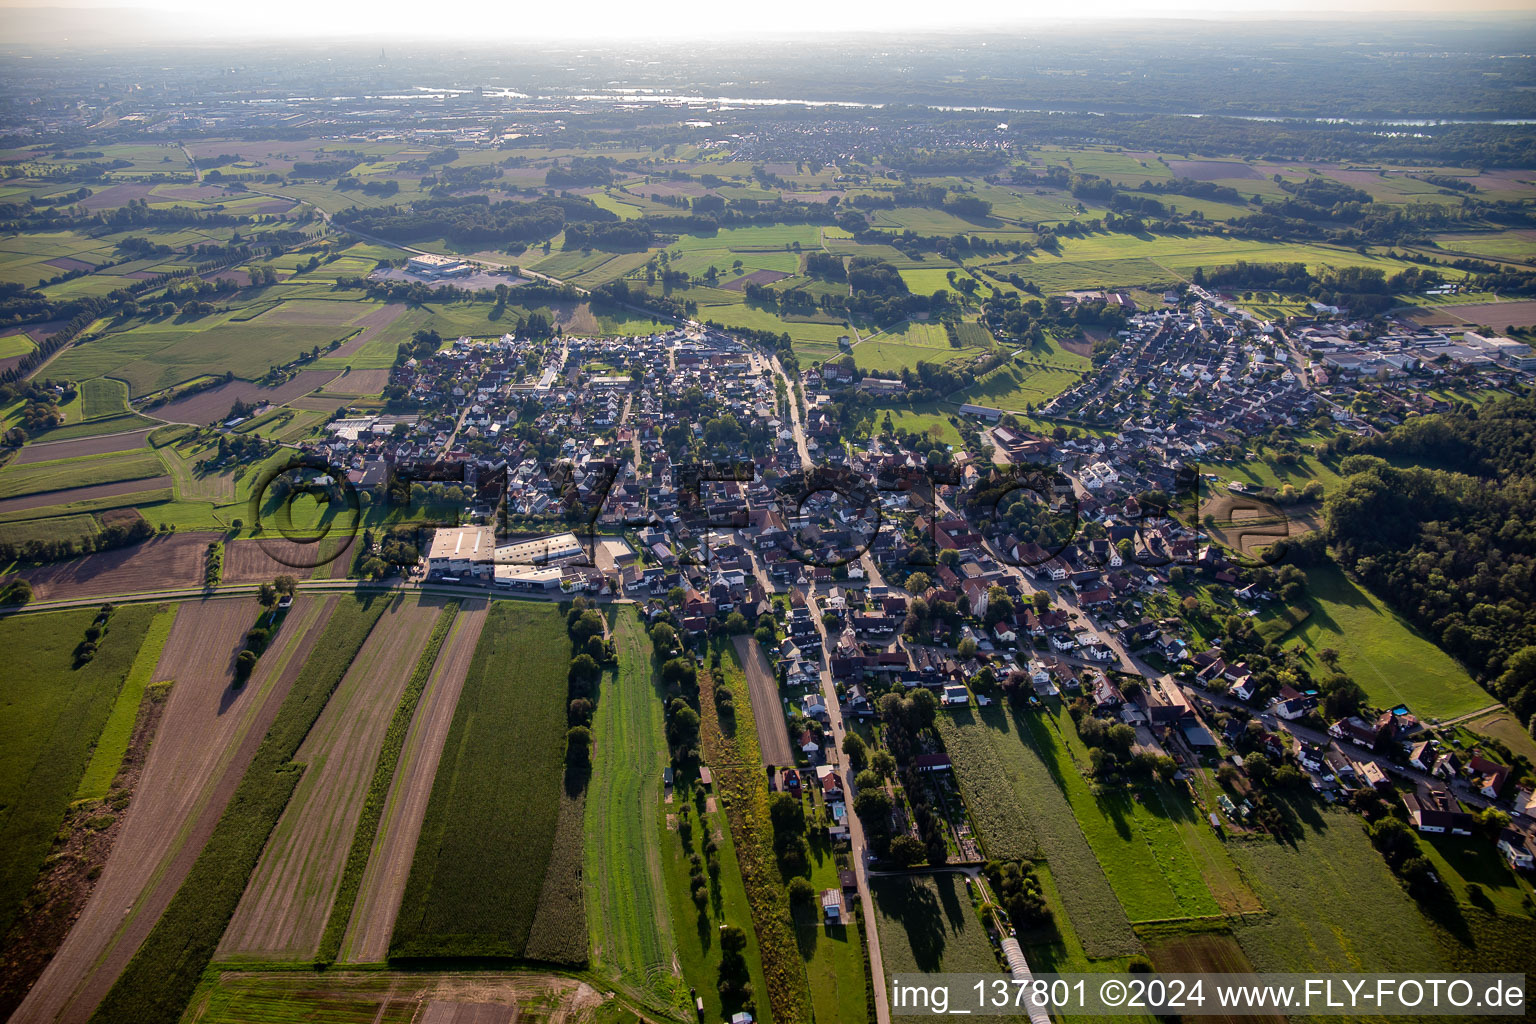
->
767;353;892;1024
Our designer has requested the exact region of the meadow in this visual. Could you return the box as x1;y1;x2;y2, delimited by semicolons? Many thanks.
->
1285;561;1489;721
1229;806;1449;974
390;599;579;961
583;609;687;1015
0;605;160;941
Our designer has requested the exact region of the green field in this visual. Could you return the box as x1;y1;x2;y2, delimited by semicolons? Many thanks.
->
1230;806;1449;973
0;333;36;359
583;609;686;1014
73;605;175;801
0;604;160;940
1284;561;1489;721
870;873;1007;976
953;359;1085;411
80;378;130;421
0;449;165;500
49;316;357;396
391;599;580;961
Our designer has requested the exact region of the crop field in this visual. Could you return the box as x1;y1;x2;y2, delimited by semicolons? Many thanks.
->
1284;561;1487;721
73;605;176;802
0;448;166;500
95;593;397;1023
15;595;335;1024
935;706;1140;957
0;605;161;943
218;596;445;960
391;600;579;962
6;531;208;600
341;601;488;964
182;968;609;1024
1010;234;1429;292
12;430;123;471
79;378;130;421
48;318;356;397
1230;807;1448;973
732;635;795;767
583;609;686;1013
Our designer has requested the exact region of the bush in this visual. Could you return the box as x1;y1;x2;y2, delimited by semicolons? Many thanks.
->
787;877;816;904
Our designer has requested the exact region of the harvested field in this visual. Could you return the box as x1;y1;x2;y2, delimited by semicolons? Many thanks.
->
11;596;335;1024
1166;159;1263;180
219;596;445;959
330;303;408;358
13;427;155;465
721;269;792;291
0;477;172;516
319;367;391;396
1406;298;1536;328
44;257;95;273
5;531;211;600
341;601;488;964
223;535;356;582
732;634;794;767
182;969;606;1024
149;368;341;425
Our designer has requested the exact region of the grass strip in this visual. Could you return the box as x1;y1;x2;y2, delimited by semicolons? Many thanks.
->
74;604;175;802
315;599;458;964
90;592;391;1024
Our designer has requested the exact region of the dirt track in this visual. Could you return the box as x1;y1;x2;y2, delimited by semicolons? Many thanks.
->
7;532;212;600
732;635;794;767
11;595;336;1024
13;428;157;466
218;596;443;959
340;600;487;963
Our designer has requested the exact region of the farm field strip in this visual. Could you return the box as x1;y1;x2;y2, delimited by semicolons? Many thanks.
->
390;600;574;961
0;449;167;500
0;605;162;948
336;601;486;964
732;635;794;767
582;609;685;1013
13;595;333;1024
938;706;1140;957
702;645;813;1024
217;596;444;960
12;428;156;466
73;605;176;802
